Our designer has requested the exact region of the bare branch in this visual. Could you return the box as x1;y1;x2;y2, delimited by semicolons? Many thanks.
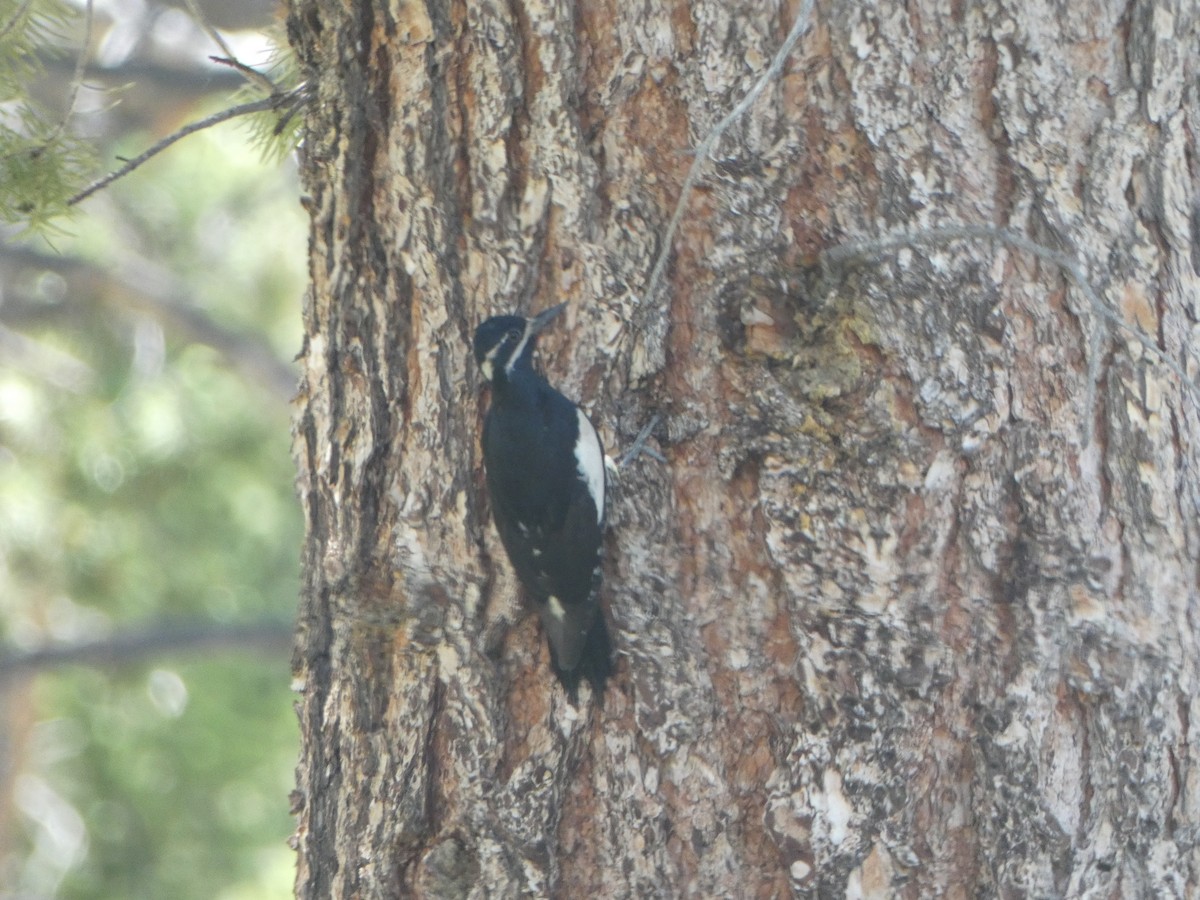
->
66;94;281;207
185;0;278;94
184;0;235;63
643;0;816;306
180;0;280;94
0;320;94;391
38;53;245;95
617;414;665;467
1;245;298;402
186;0;278;97
209;54;279;97
0;619;294;683
822;224;1200;446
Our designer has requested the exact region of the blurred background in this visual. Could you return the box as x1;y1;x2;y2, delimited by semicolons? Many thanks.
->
1;0;304;897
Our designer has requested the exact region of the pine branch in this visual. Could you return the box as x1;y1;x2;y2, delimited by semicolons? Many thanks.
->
41;0;92;147
0;0;35;44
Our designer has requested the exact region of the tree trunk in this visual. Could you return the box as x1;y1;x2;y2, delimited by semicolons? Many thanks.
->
286;0;1200;896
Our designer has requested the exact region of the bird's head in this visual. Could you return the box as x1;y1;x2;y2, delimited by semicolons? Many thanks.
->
473;302;567;383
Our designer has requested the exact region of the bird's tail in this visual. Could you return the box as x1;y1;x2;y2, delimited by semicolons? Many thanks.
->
547;610;612;705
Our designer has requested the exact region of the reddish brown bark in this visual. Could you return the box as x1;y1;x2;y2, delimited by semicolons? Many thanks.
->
289;1;1200;896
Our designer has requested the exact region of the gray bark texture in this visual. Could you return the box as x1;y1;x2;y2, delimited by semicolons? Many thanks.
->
286;0;1200;896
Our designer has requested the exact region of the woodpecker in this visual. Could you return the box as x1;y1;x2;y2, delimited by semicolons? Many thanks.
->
473;302;611;699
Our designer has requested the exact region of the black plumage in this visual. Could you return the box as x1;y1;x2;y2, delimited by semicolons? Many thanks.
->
473;303;611;699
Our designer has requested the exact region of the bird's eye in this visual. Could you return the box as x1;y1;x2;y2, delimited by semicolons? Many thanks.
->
506;327;522;341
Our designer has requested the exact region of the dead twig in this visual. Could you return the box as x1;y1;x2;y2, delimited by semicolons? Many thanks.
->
643;0;816;306
822;224;1200;447
67;86;306;207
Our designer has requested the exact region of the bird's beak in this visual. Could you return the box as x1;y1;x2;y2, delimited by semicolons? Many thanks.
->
529;302;568;334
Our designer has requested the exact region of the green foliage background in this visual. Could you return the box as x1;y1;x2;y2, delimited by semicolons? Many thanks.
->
0;8;306;895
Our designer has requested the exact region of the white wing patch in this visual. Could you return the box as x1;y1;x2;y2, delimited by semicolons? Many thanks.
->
574;408;605;523
547;595;565;621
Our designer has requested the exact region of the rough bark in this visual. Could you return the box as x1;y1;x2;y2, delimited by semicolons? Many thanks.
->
287;0;1200;896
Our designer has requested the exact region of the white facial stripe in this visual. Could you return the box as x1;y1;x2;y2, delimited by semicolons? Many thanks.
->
575;408;605;523
504;320;535;376
480;341;504;382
